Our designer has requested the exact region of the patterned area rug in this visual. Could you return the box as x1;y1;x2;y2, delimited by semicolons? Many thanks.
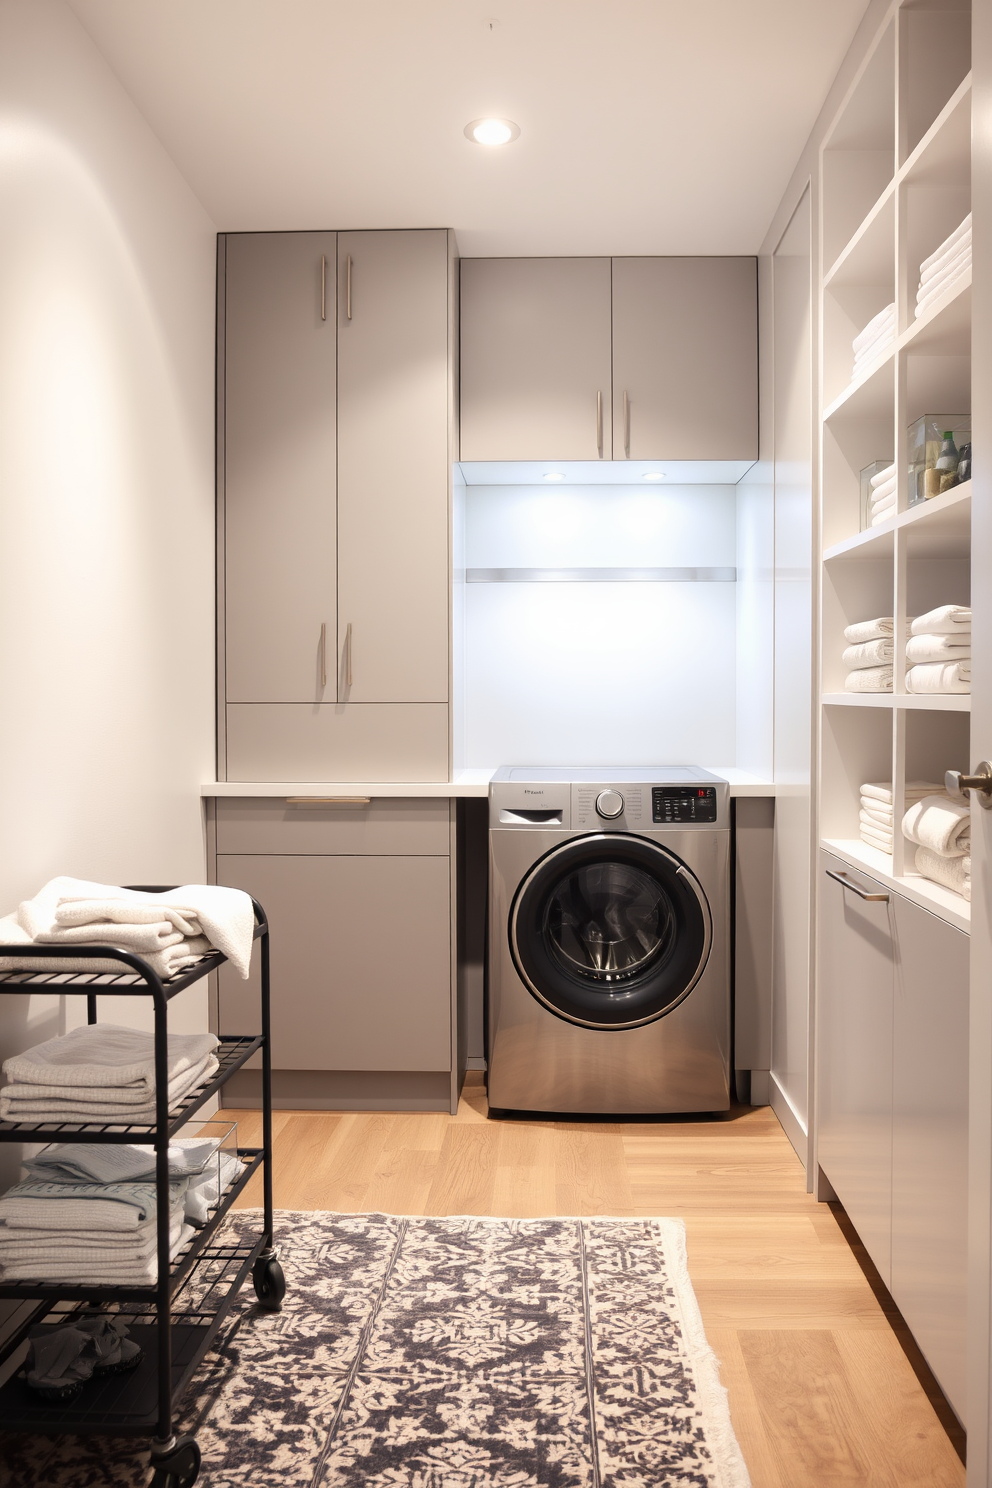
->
1;1210;751;1487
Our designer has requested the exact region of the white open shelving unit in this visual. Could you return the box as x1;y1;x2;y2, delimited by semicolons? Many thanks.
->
819;0;972;930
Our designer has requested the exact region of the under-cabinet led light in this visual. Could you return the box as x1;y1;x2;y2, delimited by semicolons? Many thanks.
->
464;118;520;147
642;472;666;481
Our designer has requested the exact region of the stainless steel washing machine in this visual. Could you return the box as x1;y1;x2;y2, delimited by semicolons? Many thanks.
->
487;767;731;1115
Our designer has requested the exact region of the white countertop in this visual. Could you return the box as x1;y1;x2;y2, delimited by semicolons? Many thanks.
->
201;767;779;798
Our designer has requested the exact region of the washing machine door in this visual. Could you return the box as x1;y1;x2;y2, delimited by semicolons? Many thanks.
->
509;833;712;1030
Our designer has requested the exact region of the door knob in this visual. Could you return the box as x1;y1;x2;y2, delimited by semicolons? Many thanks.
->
945;761;992;809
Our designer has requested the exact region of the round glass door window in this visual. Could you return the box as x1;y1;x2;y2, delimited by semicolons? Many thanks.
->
510;834;711;1029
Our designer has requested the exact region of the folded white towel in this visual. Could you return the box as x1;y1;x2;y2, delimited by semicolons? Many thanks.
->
843;638;893;669
869;463;897;489
906;661;970;693
2;1024;218;1095
920;215;972;278
844;617;899;645
861;781;941;807
11;877;254;979
0;1177;186;1231
0;1218;192;1285
844;665;892;692
917;252;971;307
0;912;212;979
919;228;973;288
869;478;897;505
853;303;896;353
860;811;894;838
0;1058;218;1126
26;1137;221;1186
185;1152;245;1226
914;845;971;901
911;605;971;636
916;259;971;319
905;633;971;663
870;504;896;528
903;794;971;855
854;332;894;366
860;825;893;854
860;804;893;828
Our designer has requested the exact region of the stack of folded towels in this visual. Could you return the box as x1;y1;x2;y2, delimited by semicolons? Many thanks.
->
843;616;906;692
0;1138;244;1285
852;302;895;380
867;462;897;526
860;781;940;856
0;877;253;980
902;792;971;901
905;604;971;694
0;1023;220;1125
916;213;972;319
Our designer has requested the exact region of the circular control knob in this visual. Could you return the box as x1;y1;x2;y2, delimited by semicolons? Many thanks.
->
596;789;624;819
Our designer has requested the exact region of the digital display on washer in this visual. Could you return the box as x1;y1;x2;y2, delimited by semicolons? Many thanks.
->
652;786;717;823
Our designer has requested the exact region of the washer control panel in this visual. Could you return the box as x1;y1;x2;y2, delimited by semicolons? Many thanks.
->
595;790;625;819
573;784;645;828
652;786;718;824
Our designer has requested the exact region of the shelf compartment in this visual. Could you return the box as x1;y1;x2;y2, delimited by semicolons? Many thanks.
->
0;1233;264;1435
825;182;896;289
0;1034;263;1144
899;13;971;167
823;480;970;562
822;19;896;267
823;350;894;423
900;272;971;356
0;1148;263;1304
820;837;970;933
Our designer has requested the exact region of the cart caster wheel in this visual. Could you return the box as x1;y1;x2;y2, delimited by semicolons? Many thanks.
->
150;1434;200;1488
253;1255;286;1310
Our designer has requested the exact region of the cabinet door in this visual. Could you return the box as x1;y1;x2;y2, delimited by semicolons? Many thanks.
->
216;852;451;1071
891;895;969;1421
224;232;337;703
459;257;613;461
611;257;757;459
337;230;450;704
817;853;895;1285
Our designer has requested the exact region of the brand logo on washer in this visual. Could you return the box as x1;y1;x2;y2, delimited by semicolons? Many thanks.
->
523;789;544;795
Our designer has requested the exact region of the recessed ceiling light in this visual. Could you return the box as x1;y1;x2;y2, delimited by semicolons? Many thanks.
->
642;472;665;481
542;471;566;482
464;118;520;147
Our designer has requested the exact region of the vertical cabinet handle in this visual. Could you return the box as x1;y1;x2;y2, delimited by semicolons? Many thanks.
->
346;254;353;320
320;255;326;321
319;622;327;690
345;621;353;689
596;391;603;457
623;390;630;457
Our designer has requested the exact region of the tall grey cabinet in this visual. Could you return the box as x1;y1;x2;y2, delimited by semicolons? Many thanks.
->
219;228;455;783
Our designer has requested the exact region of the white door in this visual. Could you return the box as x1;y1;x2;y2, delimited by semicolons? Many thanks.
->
459;257;613;461
336;230;450;704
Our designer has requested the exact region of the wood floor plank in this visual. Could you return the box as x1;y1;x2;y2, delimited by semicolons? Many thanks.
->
424;1123;499;1214
706;1328;788;1488
555;1126;634;1215
493;1120;558;1216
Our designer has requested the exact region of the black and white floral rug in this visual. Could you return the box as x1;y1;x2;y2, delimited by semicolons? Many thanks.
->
1;1210;751;1488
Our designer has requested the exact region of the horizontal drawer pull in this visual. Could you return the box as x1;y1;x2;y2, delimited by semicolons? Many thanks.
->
826;868;888;902
285;796;372;807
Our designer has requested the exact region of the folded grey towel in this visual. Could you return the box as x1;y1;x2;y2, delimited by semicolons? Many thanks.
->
26;1136;220;1185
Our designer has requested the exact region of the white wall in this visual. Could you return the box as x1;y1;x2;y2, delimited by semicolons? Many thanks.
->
0;0;217;1180
460;482;737;767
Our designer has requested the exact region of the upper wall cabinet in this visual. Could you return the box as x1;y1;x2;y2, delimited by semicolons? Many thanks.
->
459;258;613;461
611;258;758;460
220;229;455;783
459;255;757;462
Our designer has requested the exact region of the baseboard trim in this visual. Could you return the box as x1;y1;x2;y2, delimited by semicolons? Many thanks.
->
769;1071;808;1166
222;1068;451;1113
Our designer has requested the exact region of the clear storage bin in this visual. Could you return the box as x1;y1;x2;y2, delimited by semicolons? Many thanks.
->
908;415;970;504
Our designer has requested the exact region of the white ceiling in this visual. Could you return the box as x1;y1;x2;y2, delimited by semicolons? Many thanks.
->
69;0;869;256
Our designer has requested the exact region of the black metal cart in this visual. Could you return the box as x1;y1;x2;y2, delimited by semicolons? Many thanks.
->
0;890;280;1488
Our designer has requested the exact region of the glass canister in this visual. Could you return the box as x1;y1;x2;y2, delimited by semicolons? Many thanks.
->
859;459;895;530
907;415;971;503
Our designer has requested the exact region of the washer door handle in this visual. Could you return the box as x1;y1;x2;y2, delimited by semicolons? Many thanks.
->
676;863;713;982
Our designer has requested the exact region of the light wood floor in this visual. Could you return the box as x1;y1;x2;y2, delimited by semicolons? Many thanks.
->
227;1078;965;1488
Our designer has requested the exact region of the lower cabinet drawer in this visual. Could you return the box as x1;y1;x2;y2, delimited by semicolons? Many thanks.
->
216;797;451;856
216;852;451;1071
225;702;449;782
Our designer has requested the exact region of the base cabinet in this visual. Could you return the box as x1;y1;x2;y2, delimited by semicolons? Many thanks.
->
817;851;968;1422
213;798;456;1112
